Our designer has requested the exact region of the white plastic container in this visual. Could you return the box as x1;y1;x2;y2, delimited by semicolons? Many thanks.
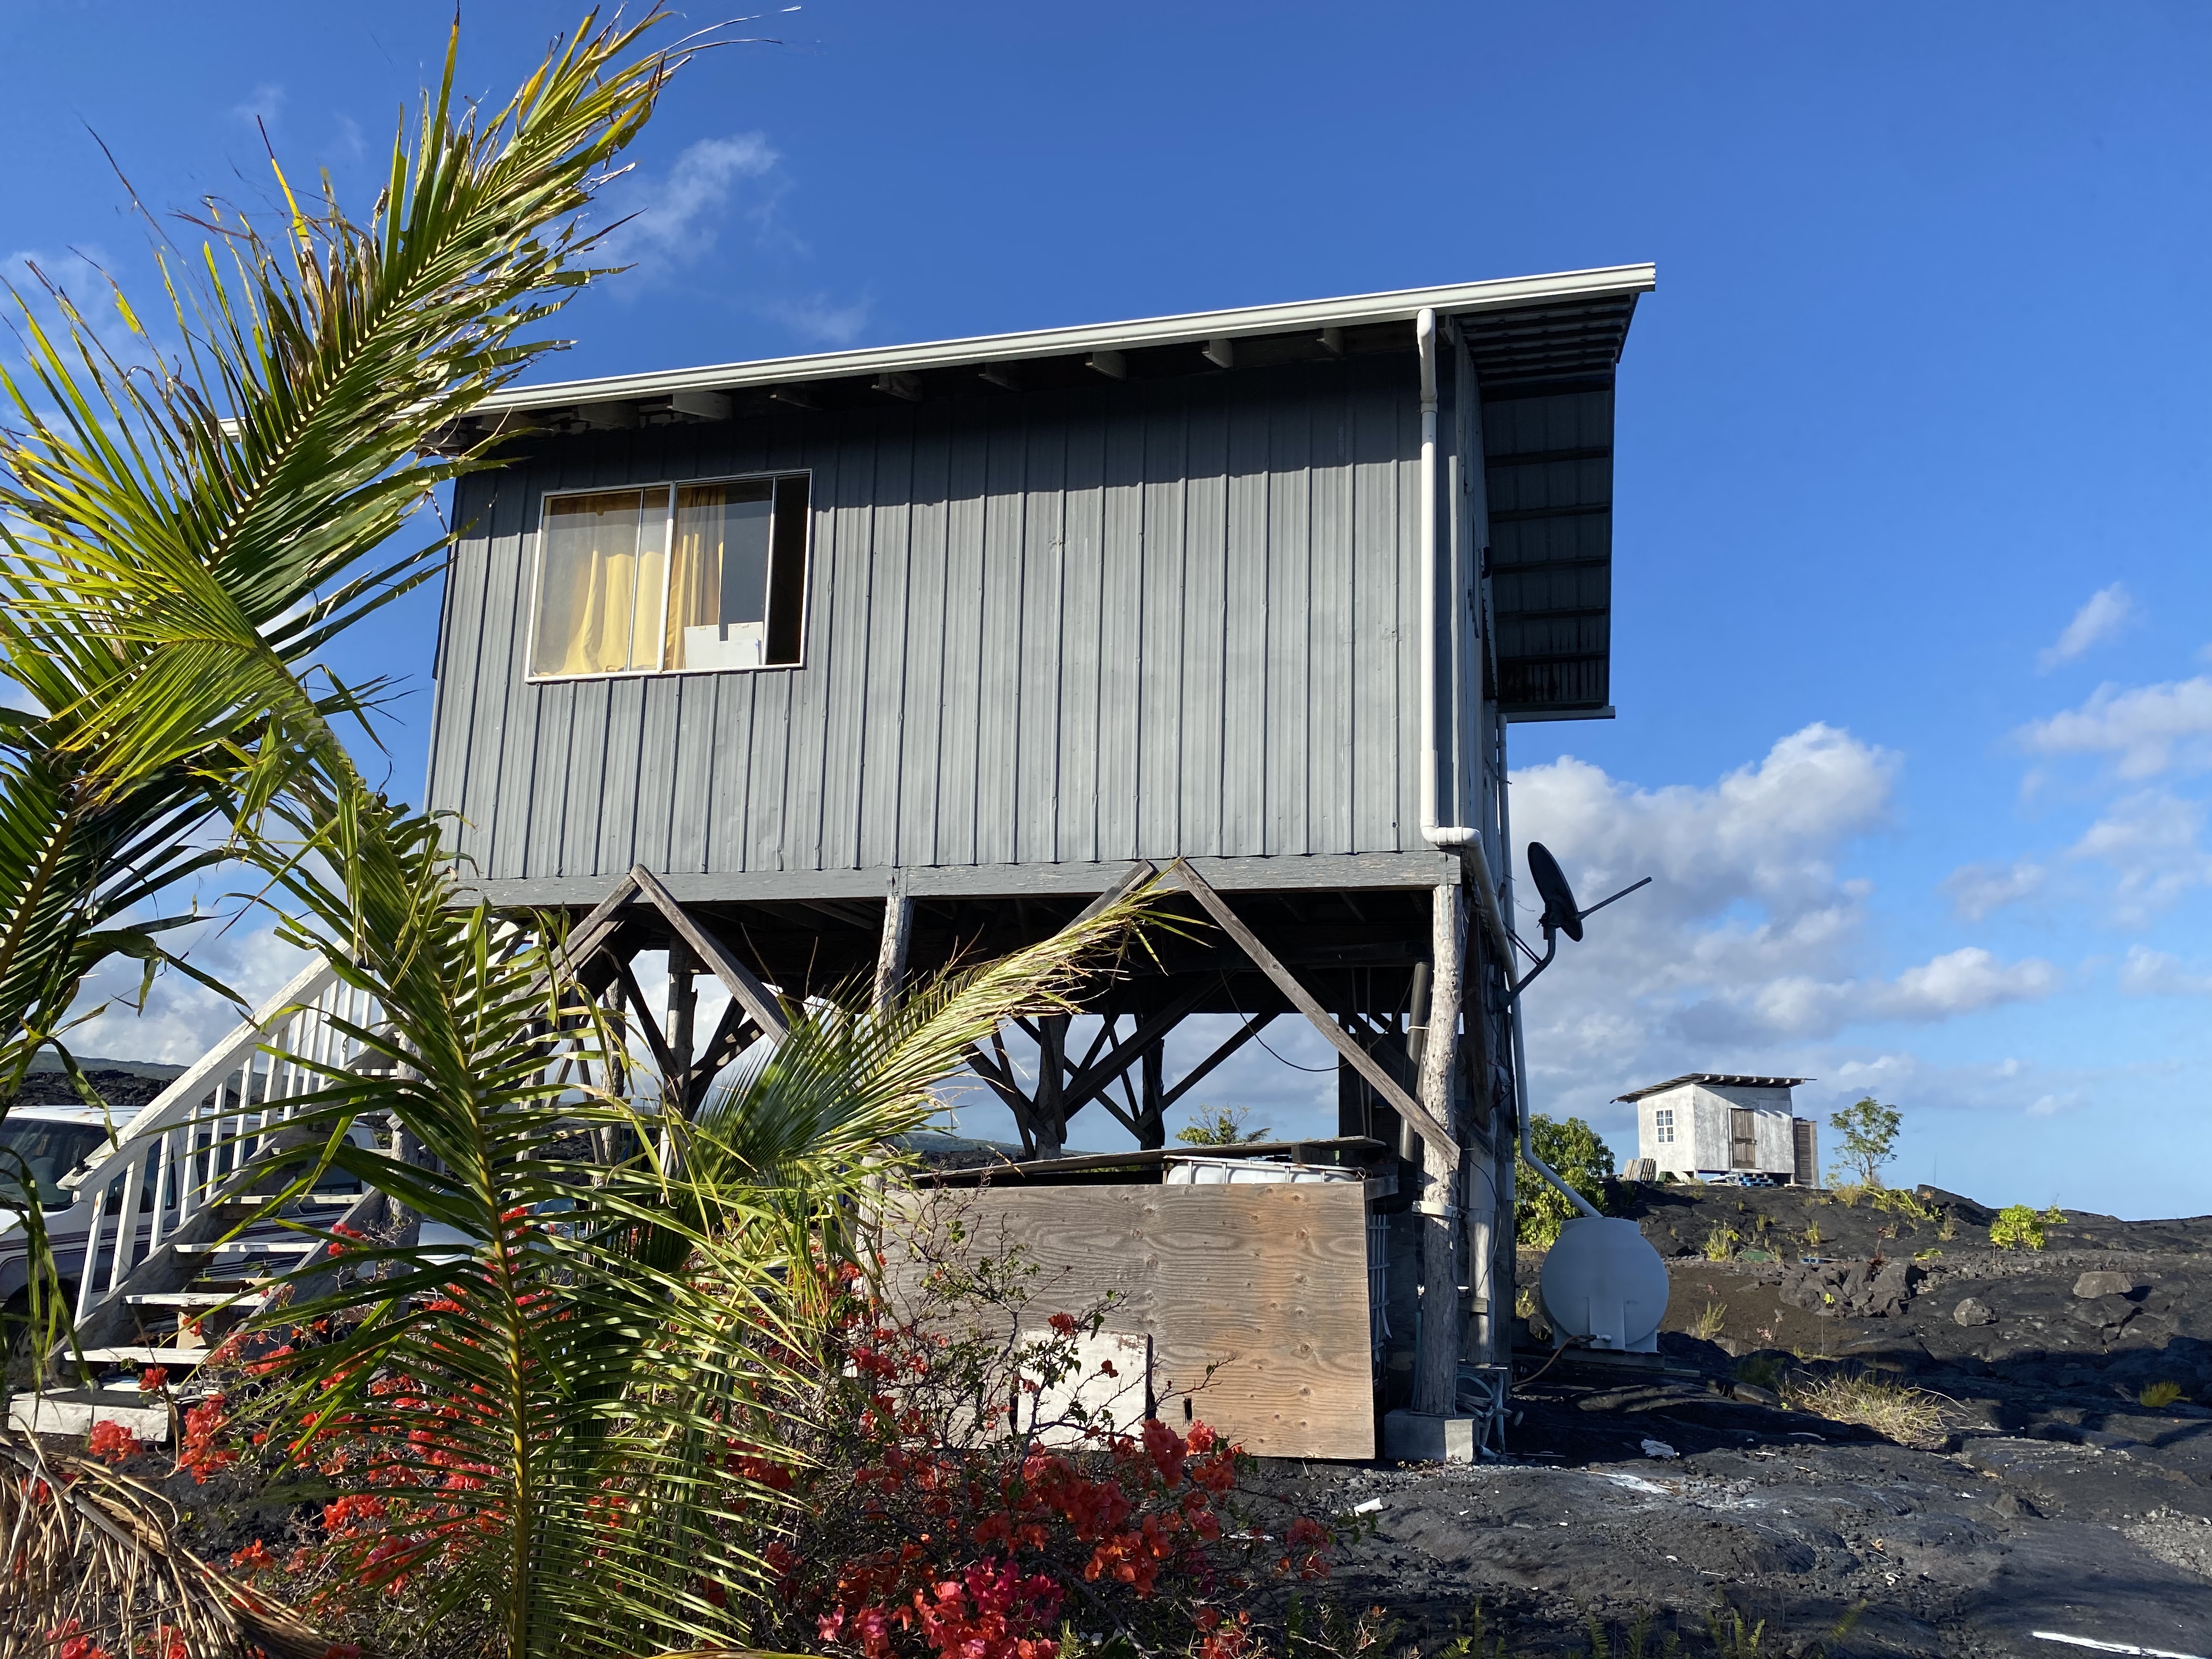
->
1160;1155;1361;1186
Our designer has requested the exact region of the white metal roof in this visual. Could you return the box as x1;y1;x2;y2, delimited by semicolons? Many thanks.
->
1613;1073;1812;1104
477;263;1656;414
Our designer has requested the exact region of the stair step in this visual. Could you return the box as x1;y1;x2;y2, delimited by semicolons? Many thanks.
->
234;1193;355;1206
78;1346;215;1367
125;1291;267;1309
9;1389;172;1443
176;1240;320;1256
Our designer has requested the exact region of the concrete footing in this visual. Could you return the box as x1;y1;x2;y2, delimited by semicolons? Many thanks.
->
1382;1409;1477;1464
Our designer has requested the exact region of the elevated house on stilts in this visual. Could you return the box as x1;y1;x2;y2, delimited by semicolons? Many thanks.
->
53;267;1650;1460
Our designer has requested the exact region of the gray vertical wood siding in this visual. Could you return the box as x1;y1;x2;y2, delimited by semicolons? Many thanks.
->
426;356;1448;886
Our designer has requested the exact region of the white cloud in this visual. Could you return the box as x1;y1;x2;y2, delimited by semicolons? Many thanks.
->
1942;858;2045;920
2038;582;2136;671
606;133;781;265
2066;787;2212;921
758;292;873;347
1510;724;2055;1120
2018;675;2212;778
66;918;309;1066
2118;945;2212;996
232;82;285;126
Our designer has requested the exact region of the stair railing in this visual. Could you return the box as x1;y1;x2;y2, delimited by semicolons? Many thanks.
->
60;958;381;1325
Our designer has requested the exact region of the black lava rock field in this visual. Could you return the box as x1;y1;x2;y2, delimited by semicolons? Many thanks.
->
1281;1182;2212;1657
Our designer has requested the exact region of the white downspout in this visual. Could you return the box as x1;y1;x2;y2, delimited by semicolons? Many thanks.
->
1496;716;1601;1221
1417;307;1479;855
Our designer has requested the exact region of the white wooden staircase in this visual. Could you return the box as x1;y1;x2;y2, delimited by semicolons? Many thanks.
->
10;960;386;1438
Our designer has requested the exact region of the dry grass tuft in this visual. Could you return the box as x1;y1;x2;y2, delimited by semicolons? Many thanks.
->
1786;1371;1948;1445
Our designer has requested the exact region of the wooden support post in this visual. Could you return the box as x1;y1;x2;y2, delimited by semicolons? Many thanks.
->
665;939;698;1102
1032;1014;1069;1159
874;878;913;1015
1413;881;1467;1418
1139;1041;1166;1149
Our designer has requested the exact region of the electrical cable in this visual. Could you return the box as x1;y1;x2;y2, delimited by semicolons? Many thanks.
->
1221;981;1339;1073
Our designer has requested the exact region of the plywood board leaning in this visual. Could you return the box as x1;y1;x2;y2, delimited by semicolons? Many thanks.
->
883;1183;1373;1460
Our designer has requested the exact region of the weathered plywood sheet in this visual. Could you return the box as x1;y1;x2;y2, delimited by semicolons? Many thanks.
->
892;1183;1373;1460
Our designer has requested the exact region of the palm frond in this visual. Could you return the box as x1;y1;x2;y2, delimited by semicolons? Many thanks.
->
0;1425;340;1659
0;8;688;1111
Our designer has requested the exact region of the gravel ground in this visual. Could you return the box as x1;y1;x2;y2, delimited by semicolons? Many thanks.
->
1272;1186;2212;1657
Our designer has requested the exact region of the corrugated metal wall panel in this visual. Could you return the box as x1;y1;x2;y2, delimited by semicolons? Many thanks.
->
1014;397;1069;866
1178;390;1230;858
426;358;1440;886
1095;405;1147;863
894;408;952;870
1058;403;1108;866
1263;385;1312;857
1222;387;1271;858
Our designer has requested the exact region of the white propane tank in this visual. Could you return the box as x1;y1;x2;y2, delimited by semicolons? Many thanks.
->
1539;1216;1670;1353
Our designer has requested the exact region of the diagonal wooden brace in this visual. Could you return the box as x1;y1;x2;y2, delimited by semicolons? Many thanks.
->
1165;859;1456;1160
629;866;790;1040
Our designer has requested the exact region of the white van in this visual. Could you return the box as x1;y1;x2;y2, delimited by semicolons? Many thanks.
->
0;1100;370;1308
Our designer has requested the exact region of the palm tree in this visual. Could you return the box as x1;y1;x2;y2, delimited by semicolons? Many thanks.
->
0;5;686;1347
0;8;683;1114
222;766;1161;1658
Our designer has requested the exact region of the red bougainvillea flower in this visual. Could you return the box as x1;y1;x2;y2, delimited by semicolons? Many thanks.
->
84;1418;142;1465
135;1367;168;1395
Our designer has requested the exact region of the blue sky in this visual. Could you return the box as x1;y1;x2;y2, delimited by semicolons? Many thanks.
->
9;3;2212;1217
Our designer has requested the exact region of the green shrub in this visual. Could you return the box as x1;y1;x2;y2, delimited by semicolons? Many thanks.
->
1515;1115;1614;1246
1703;1223;1741;1261
1869;1187;1934;1223
1989;1204;2046;1251
2141;1380;2186;1409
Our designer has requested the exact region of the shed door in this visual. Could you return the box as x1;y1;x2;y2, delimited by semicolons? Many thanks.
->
1729;1109;1757;1170
1792;1119;1818;1187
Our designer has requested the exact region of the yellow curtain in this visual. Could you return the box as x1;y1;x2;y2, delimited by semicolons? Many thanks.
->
664;484;725;670
535;490;651;676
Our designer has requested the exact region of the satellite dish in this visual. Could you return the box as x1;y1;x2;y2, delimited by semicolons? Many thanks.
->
1526;842;1583;943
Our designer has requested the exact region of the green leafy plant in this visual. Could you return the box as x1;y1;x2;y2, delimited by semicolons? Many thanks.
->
1175;1105;1271;1146
1801;1221;1822;1249
1515;1115;1615;1246
1869;1187;1933;1223
1826;1096;1901;1188
1690;1299;1727;1341
1702;1223;1740;1262
1989;1204;2047;1251
2140;1380;2186;1409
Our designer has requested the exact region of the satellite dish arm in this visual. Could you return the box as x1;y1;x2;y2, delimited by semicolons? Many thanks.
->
1504;928;1557;1003
1576;875;1652;924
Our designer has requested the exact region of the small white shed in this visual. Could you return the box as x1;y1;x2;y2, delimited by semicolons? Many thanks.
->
1617;1074;1818;1185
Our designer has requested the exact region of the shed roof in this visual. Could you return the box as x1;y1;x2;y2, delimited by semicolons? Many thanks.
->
1613;1073;1813;1104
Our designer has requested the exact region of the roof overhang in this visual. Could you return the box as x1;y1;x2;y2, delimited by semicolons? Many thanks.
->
465;263;1653;419
1614;1074;1813;1104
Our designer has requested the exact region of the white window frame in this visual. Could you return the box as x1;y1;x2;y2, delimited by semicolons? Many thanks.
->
522;470;812;683
1652;1107;1674;1146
